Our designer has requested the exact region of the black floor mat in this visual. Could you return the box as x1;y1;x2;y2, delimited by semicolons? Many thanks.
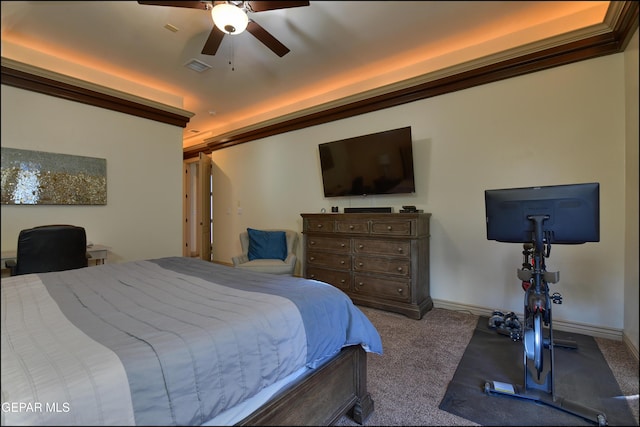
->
439;317;637;426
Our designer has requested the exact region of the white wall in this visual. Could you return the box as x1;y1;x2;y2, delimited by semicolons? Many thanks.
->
1;85;184;263
624;29;639;355
211;53;634;340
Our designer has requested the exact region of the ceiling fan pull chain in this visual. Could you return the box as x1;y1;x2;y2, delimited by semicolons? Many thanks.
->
230;36;236;71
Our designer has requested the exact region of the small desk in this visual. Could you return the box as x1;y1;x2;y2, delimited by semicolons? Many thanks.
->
1;244;109;269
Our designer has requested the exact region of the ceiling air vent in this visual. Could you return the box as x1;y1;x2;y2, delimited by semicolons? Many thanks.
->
184;59;212;73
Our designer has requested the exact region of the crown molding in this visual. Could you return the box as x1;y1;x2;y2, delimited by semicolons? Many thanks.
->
1;57;194;128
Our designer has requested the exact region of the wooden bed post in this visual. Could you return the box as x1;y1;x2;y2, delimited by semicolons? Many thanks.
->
237;345;373;426
347;345;374;424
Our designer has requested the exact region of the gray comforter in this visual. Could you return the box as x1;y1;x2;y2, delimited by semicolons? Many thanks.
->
1;257;382;426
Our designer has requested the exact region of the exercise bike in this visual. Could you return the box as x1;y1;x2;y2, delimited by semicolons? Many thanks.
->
484;215;607;426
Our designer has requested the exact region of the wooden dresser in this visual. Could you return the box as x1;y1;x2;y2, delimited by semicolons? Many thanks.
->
301;212;432;319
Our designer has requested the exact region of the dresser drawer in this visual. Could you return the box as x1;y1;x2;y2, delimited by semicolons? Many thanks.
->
370;219;414;236
353;274;410;302
305;219;335;233
306;267;351;292
307;251;351;270
353;238;410;258
353;255;410;277
335;219;369;234
307;236;351;252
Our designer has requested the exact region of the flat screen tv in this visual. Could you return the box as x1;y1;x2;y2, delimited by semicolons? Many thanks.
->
485;182;600;244
318;126;415;197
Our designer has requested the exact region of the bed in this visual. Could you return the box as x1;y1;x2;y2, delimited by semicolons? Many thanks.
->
1;256;382;426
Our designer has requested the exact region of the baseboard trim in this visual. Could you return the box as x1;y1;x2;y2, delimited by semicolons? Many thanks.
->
432;298;623;342
622;332;640;362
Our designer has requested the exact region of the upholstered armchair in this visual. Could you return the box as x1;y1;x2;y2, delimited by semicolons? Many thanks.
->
232;229;298;275
6;224;91;276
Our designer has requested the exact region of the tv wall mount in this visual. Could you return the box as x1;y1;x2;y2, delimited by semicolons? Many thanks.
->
484;215;607;426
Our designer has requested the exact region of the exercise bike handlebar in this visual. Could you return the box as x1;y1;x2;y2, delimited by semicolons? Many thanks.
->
527;214;550;256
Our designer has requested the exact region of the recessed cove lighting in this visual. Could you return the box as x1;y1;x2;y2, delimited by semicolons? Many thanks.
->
184;59;212;73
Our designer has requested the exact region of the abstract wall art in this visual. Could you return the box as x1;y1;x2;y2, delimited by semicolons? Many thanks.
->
1;148;107;205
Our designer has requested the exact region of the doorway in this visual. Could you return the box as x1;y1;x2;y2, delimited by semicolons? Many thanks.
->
183;153;213;261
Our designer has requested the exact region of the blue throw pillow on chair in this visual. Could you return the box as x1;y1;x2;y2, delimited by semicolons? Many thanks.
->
247;228;287;261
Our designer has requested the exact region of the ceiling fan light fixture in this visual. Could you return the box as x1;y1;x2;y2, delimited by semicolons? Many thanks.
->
211;3;248;35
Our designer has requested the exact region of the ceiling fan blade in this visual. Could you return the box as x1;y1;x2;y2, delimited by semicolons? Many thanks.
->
247;1;309;12
246;20;289;57
201;26;225;55
137;1;210;10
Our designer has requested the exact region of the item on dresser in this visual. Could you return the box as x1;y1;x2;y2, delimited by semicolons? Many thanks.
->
344;207;393;213
301;212;432;319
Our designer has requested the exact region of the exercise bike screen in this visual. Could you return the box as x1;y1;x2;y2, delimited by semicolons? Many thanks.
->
484;182;600;244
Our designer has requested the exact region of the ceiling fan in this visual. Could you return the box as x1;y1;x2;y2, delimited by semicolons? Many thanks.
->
137;1;310;57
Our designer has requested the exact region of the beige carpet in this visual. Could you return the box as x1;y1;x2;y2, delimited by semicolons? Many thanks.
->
336;306;639;426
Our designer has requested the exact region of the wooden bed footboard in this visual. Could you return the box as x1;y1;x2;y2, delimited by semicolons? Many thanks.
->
237;345;373;426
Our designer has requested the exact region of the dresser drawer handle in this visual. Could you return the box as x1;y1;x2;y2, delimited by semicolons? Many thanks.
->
358;262;363;267
358;282;364;287
310;240;316;245
397;288;404;294
340;243;346;248
387;225;392;231
397;267;403;272
349;224;354;229
310;256;315;261
340;260;345;265
310;274;315;279
397;247;403;253
358;244;364;249
317;224;323;228
340;279;346;284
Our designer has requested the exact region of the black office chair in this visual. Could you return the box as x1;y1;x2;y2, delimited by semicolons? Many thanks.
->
6;224;91;276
